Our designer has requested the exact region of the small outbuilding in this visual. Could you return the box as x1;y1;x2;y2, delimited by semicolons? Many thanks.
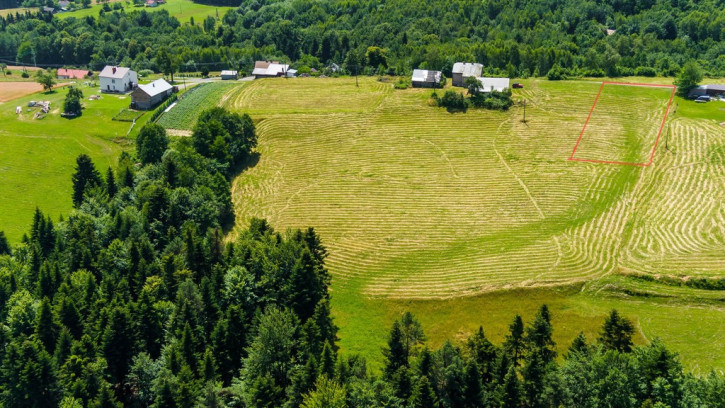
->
688;84;725;98
58;68;91;80
476;77;510;93
411;69;442;88
452;62;483;87
252;61;290;78
99;66;138;93
130;79;174;110
221;70;238;80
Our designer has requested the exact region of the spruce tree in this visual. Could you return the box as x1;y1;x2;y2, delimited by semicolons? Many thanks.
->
384;321;408;378
0;231;11;255
105;167;116;198
503;315;525;366
599;310;635;353
467;326;498;385
462;361;484;408
71;154;102;207
568;332;589;356
501;365;522;408
408;376;438;408
526;305;556;364
35;297;58;353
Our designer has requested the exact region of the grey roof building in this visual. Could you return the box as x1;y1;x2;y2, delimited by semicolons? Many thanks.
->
452;62;483;87
411;69;442;88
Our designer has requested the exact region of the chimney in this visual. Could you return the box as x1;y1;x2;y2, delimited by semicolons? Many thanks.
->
112;67;116;74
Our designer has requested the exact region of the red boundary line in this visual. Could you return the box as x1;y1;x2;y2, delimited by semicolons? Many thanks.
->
568;81;677;167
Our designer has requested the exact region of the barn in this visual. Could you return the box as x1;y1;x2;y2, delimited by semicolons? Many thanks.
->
221;70;238;80
252;61;290;78
130;79;174;110
99;66;138;93
58;69;91;80
688;84;725;98
452;62;483;87
411;69;442;88
476;77;510;93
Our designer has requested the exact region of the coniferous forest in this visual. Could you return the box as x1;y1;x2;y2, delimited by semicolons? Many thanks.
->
0;0;724;77
0;106;725;407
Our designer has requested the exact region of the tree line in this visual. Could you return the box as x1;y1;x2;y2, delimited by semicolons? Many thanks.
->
1;0;724;79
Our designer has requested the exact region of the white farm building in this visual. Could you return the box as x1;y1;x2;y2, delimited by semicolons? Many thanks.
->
476;77;510;93
99;66;138;93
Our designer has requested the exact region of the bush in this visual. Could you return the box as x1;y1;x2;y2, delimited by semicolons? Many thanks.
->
635;66;657;77
21;71;29;78
5;70;11;76
439;90;468;112
393;77;411;89
546;64;566;80
138;69;154;77
469;89;514;111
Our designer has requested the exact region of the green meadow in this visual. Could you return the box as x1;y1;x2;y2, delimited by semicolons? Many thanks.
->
224;77;725;373
56;0;234;24
0;84;143;241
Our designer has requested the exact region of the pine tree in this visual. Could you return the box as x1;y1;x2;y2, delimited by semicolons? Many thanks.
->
504;315;525;366
467;326;498;385
416;347;433;378
384;321;408;378
36;297;58;353
408;376;438;408
0;231;11;255
568;332;589;356
200;348;217;381
319;341;336;379
599;309;635;353
71;154;102;207
462;361;484;408
54;328;73;368
106;167;117;198
501;365;522;408
526;305;556;364
102;306;134;385
89;386;122;408
180;323;198;372
288;249;324;322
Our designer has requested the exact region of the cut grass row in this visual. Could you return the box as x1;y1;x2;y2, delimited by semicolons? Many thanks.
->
158;81;240;130
226;77;725;372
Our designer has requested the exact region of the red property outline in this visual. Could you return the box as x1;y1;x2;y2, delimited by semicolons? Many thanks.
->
568;81;676;167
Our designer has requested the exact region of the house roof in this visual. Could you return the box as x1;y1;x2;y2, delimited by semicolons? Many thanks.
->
704;84;725;92
58;68;90;79
252;61;289;76
138;79;172;97
100;66;133;79
476;77;510;92
220;70;238;76
452;62;483;77
411;69;442;83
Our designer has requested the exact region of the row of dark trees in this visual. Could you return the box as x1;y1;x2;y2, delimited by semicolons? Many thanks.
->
1;0;724;79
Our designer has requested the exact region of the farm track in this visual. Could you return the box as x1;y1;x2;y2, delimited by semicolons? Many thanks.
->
229;78;725;299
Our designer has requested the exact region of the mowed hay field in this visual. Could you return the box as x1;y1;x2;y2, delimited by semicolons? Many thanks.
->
0;82;53;102
0;85;139;241
225;77;725;372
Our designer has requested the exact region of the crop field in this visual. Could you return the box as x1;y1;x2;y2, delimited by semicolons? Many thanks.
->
158;81;240;130
226;77;725;372
0;82;52;102
0;85;144;241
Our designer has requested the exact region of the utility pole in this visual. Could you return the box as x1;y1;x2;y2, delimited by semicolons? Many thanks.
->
522;99;526;123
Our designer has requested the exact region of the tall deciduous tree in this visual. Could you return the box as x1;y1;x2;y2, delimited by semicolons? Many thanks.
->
136;124;169;164
674;61;703;97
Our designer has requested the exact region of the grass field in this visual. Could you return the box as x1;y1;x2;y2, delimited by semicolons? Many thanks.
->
0;85;144;241
55;0;233;24
158;81;240;130
225;77;725;373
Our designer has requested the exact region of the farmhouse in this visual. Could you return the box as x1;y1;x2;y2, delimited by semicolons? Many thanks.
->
688;84;725;98
411;69;442;88
476;77;510;93
99;66;138;93
252;61;289;78
452;62;483;87
57;68;91;80
130;79;174;110
220;70;238;80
